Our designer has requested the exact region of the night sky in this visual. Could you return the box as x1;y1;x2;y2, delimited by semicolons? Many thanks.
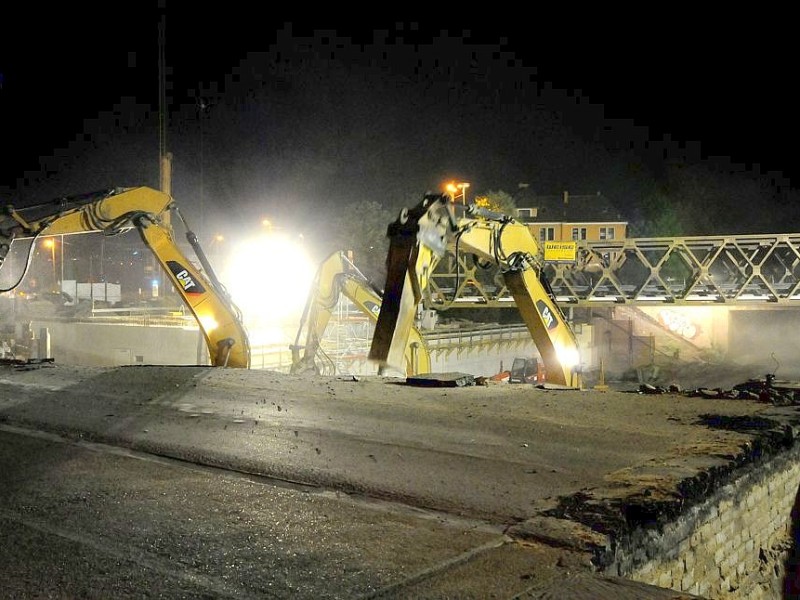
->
2;8;797;246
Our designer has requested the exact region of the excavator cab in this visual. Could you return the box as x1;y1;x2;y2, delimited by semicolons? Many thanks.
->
508;357;544;384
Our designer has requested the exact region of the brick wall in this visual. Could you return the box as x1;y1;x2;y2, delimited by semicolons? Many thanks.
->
605;446;800;599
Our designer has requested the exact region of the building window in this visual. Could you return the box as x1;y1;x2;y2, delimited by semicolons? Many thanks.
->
572;227;587;240
599;227;615;240
539;227;555;242
517;208;532;218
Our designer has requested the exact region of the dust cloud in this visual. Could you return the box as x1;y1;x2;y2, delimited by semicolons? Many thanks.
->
727;310;800;381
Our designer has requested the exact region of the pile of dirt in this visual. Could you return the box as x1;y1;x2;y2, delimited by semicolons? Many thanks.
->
605;358;800;394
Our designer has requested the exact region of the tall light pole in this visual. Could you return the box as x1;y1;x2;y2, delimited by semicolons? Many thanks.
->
42;238;56;291
211;234;224;265
200;100;204;243
60;234;65;286
198;96;210;243
158;10;167;192
445;181;470;205
458;182;470;204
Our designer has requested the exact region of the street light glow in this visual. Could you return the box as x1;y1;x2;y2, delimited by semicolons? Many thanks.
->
221;232;315;328
41;237;57;290
218;231;316;352
444;181;470;204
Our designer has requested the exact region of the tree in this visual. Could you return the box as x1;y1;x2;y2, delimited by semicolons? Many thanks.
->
663;162;774;235
628;187;685;237
473;190;516;216
324;200;394;284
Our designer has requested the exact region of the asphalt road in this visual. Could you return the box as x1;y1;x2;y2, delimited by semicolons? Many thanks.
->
1;362;773;598
0;424;527;599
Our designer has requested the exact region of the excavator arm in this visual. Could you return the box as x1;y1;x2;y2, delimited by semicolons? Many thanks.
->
368;193;581;387
0;186;250;368
291;251;430;376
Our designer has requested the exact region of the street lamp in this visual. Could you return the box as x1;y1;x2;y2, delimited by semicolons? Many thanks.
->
210;234;225;264
41;238;57;291
445;181;470;205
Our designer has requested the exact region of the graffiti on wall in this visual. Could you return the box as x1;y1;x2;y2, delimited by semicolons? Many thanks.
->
658;309;700;339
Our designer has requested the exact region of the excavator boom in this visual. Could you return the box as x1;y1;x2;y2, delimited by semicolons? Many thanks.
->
369;194;581;387
0;187;250;368
291;251;430;376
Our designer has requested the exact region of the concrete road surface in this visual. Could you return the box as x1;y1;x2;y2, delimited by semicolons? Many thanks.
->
1;362;772;598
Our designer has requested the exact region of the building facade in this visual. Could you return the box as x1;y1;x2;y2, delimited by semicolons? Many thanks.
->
514;189;627;242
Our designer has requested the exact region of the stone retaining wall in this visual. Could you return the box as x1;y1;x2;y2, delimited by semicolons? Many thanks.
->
607;445;800;599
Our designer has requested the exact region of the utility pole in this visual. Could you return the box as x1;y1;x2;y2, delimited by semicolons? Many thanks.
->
158;10;168;194
60;235;64;287
157;5;171;299
198;95;209;243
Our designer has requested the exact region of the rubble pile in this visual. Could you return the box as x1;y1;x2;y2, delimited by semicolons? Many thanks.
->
636;373;800;406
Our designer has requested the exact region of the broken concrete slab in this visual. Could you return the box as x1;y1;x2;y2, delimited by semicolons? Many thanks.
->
405;372;476;387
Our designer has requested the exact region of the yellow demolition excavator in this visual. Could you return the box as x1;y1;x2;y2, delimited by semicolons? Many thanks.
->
290;250;430;376
0;186;250;368
368;193;582;388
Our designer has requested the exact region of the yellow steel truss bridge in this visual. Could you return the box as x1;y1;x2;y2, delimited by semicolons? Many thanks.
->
426;233;800;308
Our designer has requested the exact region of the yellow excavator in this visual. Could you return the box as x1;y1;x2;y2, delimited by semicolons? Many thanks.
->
290;250;430;376
0;186;250;368
369;193;582;388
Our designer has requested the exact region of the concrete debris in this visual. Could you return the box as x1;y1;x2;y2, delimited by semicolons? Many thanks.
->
405;372;476;387
536;382;582;391
637;374;800;406
0;357;55;370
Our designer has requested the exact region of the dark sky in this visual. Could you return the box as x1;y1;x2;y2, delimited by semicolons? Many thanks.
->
1;8;796;241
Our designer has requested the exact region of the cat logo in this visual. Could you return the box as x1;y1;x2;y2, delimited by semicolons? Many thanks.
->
364;301;380;318
536;300;558;330
167;260;206;294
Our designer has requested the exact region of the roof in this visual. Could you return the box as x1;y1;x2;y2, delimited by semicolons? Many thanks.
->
514;190;627;223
